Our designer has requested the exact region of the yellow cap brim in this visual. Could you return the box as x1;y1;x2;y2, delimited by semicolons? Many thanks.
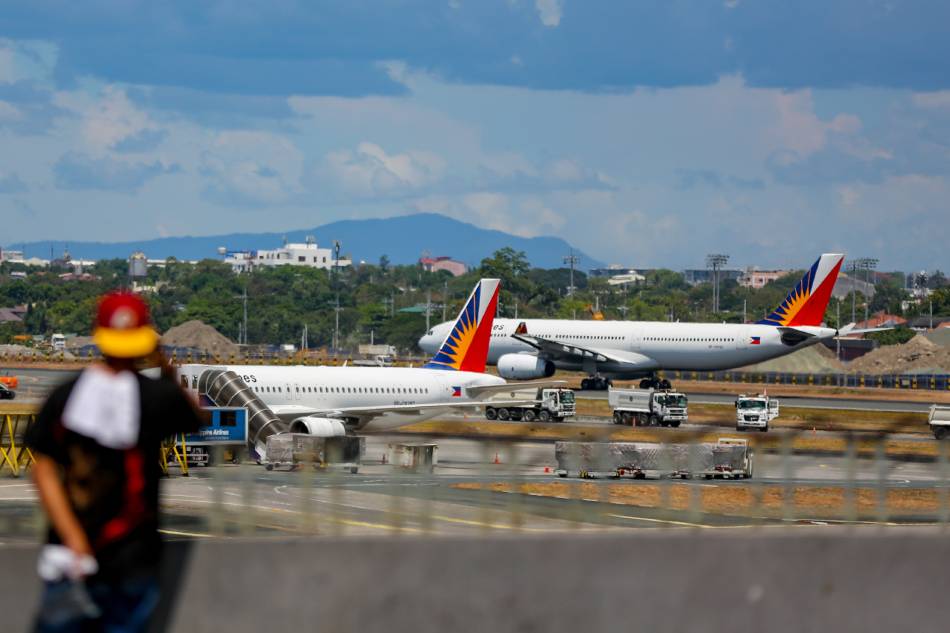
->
93;326;160;358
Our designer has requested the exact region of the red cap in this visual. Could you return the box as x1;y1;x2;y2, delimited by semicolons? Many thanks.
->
92;292;159;358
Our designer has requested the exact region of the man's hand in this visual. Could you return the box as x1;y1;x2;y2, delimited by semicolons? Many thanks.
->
32;456;94;561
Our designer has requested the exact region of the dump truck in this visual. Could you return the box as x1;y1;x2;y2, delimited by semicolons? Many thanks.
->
608;387;688;427
735;394;780;432
929;405;950;440
485;388;576;422
554;438;752;479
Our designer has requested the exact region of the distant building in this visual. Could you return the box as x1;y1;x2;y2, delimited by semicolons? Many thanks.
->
849;311;907;333
682;268;742;286
0;306;25;324
738;269;793;289
223;236;351;273
607;272;646;287
419;256;467;277
129;251;148;278
832;273;876;301
0;249;48;267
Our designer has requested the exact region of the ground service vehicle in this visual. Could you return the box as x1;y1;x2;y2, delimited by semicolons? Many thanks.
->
554;438;752;479
929;405;950;439
485;388;576;422
51;333;66;352
0;384;14;400
0;375;17;390
735;394;779;432
609;388;687;427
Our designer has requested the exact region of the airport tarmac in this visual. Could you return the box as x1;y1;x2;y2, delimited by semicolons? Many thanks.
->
2;433;946;546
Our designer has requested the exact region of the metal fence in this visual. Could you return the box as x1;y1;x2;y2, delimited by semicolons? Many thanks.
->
661;369;950;391
3;405;950;542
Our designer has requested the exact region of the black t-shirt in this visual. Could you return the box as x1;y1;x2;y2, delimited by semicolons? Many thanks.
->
26;370;203;580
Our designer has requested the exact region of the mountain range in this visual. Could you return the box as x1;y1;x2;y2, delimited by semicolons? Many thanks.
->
7;213;604;270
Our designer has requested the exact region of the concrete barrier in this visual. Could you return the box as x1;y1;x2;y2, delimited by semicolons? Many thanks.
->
3;530;949;632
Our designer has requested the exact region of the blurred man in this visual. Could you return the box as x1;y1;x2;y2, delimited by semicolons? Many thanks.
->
27;292;204;632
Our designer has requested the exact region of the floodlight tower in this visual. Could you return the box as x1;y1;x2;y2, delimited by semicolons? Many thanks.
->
563;249;580;297
854;257;878;323
706;254;730;314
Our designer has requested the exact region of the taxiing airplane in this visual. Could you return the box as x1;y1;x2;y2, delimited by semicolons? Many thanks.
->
178;278;546;435
420;254;857;390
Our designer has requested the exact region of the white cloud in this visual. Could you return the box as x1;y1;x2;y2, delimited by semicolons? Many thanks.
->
54;86;160;153
0;100;21;120
413;191;565;238
201;131;304;205
0;38;57;84
912;91;950;109
324;142;445;197
535;0;563;27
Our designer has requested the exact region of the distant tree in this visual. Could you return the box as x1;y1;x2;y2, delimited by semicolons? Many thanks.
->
379;254;390;273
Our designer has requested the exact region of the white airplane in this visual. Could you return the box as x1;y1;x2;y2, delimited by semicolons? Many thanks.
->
420;254;860;390
177;278;547;443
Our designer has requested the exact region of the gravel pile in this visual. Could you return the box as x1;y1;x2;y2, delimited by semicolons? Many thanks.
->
0;344;45;358
847;335;950;374
740;343;845;374
162;320;240;357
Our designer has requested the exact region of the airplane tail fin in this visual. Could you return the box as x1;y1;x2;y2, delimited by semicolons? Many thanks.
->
423;278;500;372
757;254;844;327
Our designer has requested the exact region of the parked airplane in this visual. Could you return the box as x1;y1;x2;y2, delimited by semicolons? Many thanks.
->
420;254;856;390
178;278;547;435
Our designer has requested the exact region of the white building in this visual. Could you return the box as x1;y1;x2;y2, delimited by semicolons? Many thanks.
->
223;236;351;273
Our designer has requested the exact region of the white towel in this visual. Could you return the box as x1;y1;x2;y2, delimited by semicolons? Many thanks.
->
62;366;141;449
37;545;99;581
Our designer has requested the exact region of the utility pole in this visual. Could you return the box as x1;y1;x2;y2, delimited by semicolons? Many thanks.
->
563;249;579;297
706;254;729;314
442;280;448;322
742;299;747;324
330;295;342;353
242;285;248;345
425;289;432;332
514;299;518;319
617;305;629;320
848;260;858;324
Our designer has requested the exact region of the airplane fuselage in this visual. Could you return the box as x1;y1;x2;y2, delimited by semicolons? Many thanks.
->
178;364;506;431
420;318;836;378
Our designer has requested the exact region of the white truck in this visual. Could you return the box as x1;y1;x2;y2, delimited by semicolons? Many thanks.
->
735;394;780;432
609;388;688;427
485;388;576;423
351;354;394;367
50;333;66;352
929;405;950;440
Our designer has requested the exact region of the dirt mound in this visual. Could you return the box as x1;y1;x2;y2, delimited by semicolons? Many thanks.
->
740;344;845;374
162;320;240;357
925;328;950;348
847;335;950;374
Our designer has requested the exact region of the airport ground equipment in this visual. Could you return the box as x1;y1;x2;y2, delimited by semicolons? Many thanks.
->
735;394;779;432
263;433;364;472
609;387;687;427
554;438;752;479
485;388;576;422
929;405;950;439
197;369;289;458
0;411;34;476
0;375;18;390
387;443;438;473
0;384;14;400
165;407;249;467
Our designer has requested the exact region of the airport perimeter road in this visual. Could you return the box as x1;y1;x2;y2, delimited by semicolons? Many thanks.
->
0;367;77;404
577;389;934;413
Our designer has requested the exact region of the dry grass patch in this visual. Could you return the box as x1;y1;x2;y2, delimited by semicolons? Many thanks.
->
453;481;943;520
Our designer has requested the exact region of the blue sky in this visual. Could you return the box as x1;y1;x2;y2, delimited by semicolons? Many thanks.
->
2;1;949;270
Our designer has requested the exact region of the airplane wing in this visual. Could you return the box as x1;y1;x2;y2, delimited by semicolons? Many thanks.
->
512;333;660;371
464;380;568;399
269;400;532;425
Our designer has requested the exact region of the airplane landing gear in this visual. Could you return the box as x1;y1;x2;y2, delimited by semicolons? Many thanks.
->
639;377;672;390
581;376;613;391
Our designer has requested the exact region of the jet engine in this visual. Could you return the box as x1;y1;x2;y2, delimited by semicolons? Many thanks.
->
289;416;347;437
497;354;556;380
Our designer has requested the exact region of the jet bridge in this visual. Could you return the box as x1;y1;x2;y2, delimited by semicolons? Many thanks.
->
197;369;289;458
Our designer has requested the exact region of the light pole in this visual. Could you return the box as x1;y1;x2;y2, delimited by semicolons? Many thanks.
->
563;249;579;297
706;254;729;314
853;257;878;323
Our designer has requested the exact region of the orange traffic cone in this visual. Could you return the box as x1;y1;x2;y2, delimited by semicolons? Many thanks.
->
493;453;501;465
543;466;551;473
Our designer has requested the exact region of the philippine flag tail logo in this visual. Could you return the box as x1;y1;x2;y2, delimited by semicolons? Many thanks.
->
756;254;844;327
423;278;500;373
